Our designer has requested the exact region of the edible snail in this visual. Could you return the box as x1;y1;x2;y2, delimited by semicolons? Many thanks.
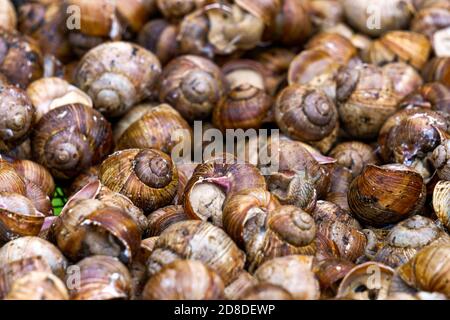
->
147;205;188;237
32;103;113;179
75;41;162;118
253;255;320;300
67;255;132;300
348;164;427;227
5;271;69;300
239;283;294;300
0;0;16;31
99;148;179;214
142;259;224;300
329;142;378;178
433;181;450;231
158;55;227;122
147;220;246;286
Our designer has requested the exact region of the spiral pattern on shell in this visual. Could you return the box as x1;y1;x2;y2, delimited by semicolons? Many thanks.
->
32;103;113;179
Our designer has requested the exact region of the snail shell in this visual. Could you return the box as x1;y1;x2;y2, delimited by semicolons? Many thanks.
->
325;166;353;212
432;139;450;181
313;258;355;297
54;198;141;264
0;84;35;152
114;103;192;154
27;77;93;123
374;215;450;268
142;260;225;300
239;283;294;300
433;181;450;231
147;220;246;286
32;103;113;179
336;262;395;300
67;255;132;300
0;28;43;88
422;57;450;87
254;255;320;300
11;159;55;197
0;236;68;278
223;188;316;271
0;0;16;31
147;205;188;237
159;55;227;122
99;148;179;214
6;271;69;300
348;164;426;227
156;0;205;20
398;244;450;297
329;141;378;178
275;84;338;142
75;41;162;118
224;271;258;300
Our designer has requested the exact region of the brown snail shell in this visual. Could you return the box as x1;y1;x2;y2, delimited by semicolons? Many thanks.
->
27;77;93;123
18;1;71;63
68;255;132;300
348;164;426;227
398;244;450;297
305;32;357;65
0;256;51;299
6;271;69;300
254;255;320;300
0;28;43;88
313;258;355;297
68;166;100;196
75;41;162;118
378;107;449;180
381;62;424;101
159;55;227;122
114;103;192;155
147;220;246;286
325;166;353;212
224;271;258;300
11;159;55;197
54;198;141;264
100;148;179;214
400;82;450;114
422;57;450;87
143;259;225;300
348;165;426;227
223;188;316;271
329;141;378;178
0;236;68;278
336;63;400;139
366;31;431;70
336;262;395;300
147;205;188;237
0;192;45;242
138;19;179;65
275;84;338;142
0;84;35;152
433;181;450;231
32;103;113;180
156;0;205;20
374;215;450;268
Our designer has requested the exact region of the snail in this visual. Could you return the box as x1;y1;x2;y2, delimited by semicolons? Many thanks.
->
374;215;450;268
158;55;227;122
27;77;93;123
313;258;355;298
336;262;395;300
147;220;246;286
54;197;141;264
99;148;179;214
329;142;378;178
400;82;450;115
422;57;450;87
224;271;258;300
253;255;320;300
0;27;43;88
0;0;16;31
114;103;192;155
0;236;68;278
348;164;426;227
0;84;35;152
67;255;132;300
5;271;69;300
397;244;450;297
142;260;224;300
75;41;162;118
325;166;353;212
147;205;188;237
223;188;317;271
31;103;113;179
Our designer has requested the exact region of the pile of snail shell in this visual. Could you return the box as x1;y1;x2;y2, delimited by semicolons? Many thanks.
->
0;0;449;301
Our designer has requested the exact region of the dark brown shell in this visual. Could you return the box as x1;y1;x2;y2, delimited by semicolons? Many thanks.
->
99;148;179;214
32;103;113;180
348;164;426;227
147;205;188;236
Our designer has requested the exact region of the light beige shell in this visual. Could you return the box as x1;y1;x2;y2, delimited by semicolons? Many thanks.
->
433;181;450;231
